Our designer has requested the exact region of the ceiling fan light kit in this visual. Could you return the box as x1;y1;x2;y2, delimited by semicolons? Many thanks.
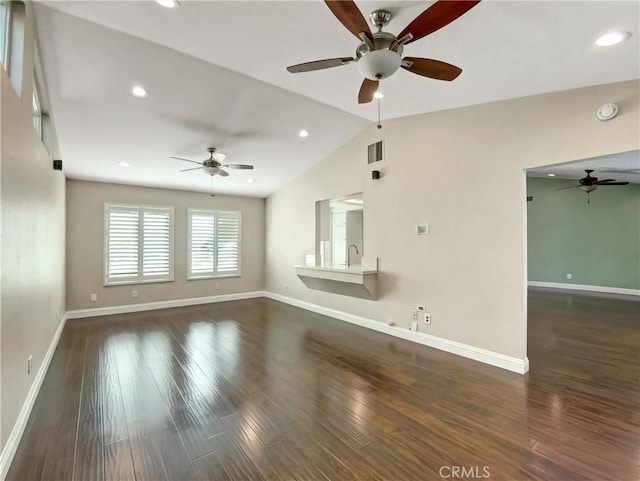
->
357;49;402;80
286;1;480;104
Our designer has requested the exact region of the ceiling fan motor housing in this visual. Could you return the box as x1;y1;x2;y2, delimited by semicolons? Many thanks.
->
203;159;221;175
356;33;403;80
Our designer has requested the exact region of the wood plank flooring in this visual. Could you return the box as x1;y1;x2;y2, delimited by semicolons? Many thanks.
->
7;289;640;480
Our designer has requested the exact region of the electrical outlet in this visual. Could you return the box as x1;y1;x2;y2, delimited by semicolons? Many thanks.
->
132;290;138;298
90;293;97;302
566;273;573;280
412;311;418;321
215;283;221;290
424;313;432;325
27;355;33;374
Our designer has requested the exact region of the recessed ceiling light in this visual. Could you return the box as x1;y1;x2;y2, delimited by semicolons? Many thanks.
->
118;161;130;167
131;85;147;98
156;0;179;8
595;31;630;47
373;91;384;99
298;129;309;138
547;173;556;177
247;178;255;184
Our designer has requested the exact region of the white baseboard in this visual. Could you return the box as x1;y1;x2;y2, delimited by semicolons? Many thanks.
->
264;292;529;375
0;314;67;481
66;291;267;320
528;281;640;297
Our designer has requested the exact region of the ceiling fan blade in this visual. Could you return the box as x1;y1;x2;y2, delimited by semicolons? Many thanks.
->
358;78;379;104
223;164;254;170
217;169;230;177
555;185;581;190
179;167;202;172
170;156;202;165
401;57;462;81
593;179;616;183
324;1;372;41
287;57;355;73
398;0;481;45
595;181;629;185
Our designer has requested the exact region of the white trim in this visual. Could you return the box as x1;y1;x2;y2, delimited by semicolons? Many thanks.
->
521;169;529;366
104;203;175;286
66;291;265;320
0;313;67;480
264;292;529;375
187;208;242;280
528;281;640;297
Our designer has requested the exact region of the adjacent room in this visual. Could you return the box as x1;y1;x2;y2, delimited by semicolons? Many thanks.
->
1;1;638;480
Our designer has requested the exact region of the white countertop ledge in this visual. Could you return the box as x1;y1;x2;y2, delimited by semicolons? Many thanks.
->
293;264;378;275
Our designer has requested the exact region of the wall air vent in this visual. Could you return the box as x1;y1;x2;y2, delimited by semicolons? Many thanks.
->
368;140;383;164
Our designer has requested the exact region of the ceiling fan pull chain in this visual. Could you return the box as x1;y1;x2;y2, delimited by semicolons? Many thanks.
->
377;97;382;129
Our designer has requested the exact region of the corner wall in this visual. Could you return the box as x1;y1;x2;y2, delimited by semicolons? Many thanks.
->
65;180;265;310
0;2;66;450
265;80;639;361
527;176;640;290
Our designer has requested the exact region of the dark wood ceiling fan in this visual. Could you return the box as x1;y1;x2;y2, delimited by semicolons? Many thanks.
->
286;0;481;104
557;169;630;192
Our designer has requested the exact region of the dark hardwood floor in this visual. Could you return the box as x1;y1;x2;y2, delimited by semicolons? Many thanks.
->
7;289;639;481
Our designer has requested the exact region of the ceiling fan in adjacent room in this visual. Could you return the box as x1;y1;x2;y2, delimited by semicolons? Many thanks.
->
557;169;629;193
171;147;254;177
286;0;481;104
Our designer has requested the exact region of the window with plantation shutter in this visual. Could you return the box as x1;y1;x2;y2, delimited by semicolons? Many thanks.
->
104;204;174;285
188;209;241;279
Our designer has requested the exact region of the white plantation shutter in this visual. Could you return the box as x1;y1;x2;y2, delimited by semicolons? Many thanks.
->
105;204;173;285
216;211;240;274
188;209;241;278
143;209;172;279
106;206;139;282
189;212;216;277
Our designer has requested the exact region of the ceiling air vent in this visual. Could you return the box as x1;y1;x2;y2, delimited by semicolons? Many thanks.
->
368;140;383;164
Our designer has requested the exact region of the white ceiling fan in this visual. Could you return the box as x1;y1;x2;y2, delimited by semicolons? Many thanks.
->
171;147;254;177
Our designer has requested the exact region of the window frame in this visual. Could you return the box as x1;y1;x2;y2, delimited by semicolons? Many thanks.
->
0;1;11;69
5;1;24;95
32;78;42;139
187;208;242;280
104;203;175;286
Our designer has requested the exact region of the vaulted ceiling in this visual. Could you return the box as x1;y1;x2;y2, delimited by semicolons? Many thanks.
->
35;1;639;196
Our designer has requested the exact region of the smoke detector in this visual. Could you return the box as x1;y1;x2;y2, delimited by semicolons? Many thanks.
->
596;103;619;121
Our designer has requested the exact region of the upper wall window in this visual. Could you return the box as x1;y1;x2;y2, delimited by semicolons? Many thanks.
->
2;1;25;94
0;2;8;67
104;204;174;285
188;209;241;279
32;79;42;139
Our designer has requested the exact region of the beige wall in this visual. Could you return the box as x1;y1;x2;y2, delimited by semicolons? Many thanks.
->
66;180;265;310
0;3;66;449
265;80;640;360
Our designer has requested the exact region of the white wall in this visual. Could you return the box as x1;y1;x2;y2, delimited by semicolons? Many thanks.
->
66;180;265;310
266;80;639;360
0;2;66;449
